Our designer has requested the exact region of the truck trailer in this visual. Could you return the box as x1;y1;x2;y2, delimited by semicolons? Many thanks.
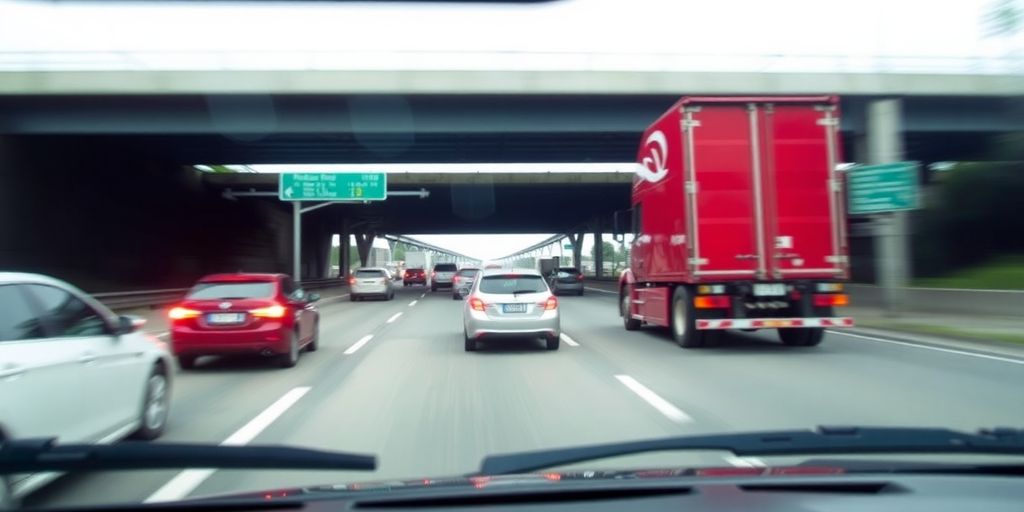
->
617;96;853;348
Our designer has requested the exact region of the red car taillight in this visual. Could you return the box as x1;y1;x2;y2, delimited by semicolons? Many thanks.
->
250;304;288;319
168;306;200;320
469;297;487;311
576;274;584;281
348;276;356;285
543;296;558;310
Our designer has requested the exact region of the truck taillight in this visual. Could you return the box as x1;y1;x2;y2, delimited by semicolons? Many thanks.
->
813;293;849;307
694;296;731;309
168;306;200;320
469;297;487;311
251;304;288;318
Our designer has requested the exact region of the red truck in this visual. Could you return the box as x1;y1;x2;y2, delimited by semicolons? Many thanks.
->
617;96;853;348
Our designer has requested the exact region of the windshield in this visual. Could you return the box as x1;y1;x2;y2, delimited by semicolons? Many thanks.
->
355;270;386;278
187;282;275;300
2;0;1022;509
479;275;547;294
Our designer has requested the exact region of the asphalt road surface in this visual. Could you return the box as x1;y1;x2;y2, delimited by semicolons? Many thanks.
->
25;284;1024;508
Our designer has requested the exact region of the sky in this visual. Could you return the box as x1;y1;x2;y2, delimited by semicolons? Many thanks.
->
1;0;1018;62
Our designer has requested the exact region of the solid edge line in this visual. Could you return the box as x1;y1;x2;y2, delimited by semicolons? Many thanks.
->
344;334;374;355
386;312;403;324
614;374;693;424
560;333;580;346
144;387;312;503
827;330;1024;365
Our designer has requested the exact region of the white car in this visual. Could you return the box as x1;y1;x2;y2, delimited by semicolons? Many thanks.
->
0;272;174;498
349;267;395;301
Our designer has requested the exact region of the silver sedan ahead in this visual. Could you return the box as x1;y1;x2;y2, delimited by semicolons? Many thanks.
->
462;269;560;352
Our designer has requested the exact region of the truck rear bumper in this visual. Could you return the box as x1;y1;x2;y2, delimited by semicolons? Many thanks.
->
696;317;854;330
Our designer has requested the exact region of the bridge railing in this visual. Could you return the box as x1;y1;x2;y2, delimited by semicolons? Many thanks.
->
92;278;344;310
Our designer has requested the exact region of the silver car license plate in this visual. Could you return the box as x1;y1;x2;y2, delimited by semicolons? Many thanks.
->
502;303;527;313
207;313;245;324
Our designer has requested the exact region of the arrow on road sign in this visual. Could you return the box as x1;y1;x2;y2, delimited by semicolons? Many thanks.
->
284;186;294;199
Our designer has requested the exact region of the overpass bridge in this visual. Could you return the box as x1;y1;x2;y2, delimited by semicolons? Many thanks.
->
1;52;1020;290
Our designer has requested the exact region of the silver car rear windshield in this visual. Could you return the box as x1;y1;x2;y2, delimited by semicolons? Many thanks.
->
479;275;546;294
356;270;387;278
188;282;274;299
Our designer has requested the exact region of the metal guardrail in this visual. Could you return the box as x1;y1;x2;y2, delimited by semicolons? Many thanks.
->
92;278;345;310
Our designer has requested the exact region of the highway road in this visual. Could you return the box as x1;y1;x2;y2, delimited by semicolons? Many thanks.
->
25;284;1024;508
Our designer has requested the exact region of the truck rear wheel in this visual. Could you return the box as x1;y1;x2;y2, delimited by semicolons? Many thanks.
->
621;288;640;331
778;328;824;347
671;286;704;348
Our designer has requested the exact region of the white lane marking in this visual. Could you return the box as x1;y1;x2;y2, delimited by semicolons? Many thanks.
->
614;375;693;424
145;387;311;503
420;293;426;298
584;287;617;295
560;333;580;347
386;312;403;324
723;455;767;468
344;334;374;355
153;331;169;339
409;300;418;307
828;330;1024;366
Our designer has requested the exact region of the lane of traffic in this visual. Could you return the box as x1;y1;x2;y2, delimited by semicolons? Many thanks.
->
184;287;717;498
24;286;421;509
557;292;1024;434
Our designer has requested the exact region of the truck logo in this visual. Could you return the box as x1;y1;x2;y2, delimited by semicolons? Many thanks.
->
637;130;669;183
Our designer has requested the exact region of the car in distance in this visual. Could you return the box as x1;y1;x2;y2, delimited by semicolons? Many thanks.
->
431;263;459;292
403;268;427;287
452;267;481;300
462;268;560;352
549;267;584;296
0;272;174;498
169;273;320;370
349;267;395;301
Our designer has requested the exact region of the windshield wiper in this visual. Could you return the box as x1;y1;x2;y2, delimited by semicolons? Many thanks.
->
478;427;1024;475
511;289;538;296
0;438;376;474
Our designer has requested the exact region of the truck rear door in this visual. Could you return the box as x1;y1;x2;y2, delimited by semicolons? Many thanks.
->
682;98;846;281
683;104;760;279
760;102;847;279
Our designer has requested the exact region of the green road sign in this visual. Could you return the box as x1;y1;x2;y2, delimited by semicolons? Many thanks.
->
279;173;387;201
563;244;573;250
847;162;919;215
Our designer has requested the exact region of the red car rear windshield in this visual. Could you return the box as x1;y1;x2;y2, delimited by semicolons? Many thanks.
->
188;282;275;300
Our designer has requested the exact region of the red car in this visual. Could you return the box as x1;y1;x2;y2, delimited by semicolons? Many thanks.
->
168;273;320;370
403;268;427;286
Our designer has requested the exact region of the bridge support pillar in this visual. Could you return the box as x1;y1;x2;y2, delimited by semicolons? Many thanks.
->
355;230;377;267
339;224;351;279
593;230;604;279
565;231;584;271
867;98;910;314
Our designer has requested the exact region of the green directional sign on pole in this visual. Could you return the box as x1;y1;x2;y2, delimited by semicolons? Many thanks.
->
279;173;387;201
846;162;919;215
563;244;573;250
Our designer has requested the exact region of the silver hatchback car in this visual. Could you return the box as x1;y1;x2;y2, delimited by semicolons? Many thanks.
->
462;269;560;351
350;267;395;301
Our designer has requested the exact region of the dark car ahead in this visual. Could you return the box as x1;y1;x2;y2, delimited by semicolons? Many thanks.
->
169;273;320;370
549;267;584;296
